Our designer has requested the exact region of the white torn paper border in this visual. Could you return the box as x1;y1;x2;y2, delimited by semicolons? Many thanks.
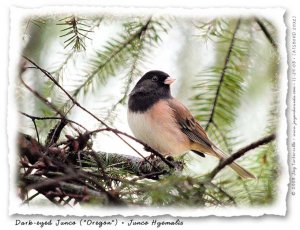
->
8;7;288;217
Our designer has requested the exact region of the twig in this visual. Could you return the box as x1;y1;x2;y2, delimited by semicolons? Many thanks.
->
23;174;110;203
44;171;105;192
20;112;88;131
209;134;276;179
19;71;80;147
27;174;76;190
22;159;123;204
22;192;40;204
33;117;40;143
19;72;64;119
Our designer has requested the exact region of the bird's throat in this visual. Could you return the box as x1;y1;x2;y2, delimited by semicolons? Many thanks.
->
128;93;161;113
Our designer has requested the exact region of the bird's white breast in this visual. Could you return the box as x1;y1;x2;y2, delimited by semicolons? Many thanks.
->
127;111;154;146
127;100;190;156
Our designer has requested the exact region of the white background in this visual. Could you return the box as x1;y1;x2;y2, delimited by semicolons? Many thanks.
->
1;0;299;229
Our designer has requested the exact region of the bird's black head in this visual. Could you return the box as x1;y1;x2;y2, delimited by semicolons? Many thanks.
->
128;70;175;112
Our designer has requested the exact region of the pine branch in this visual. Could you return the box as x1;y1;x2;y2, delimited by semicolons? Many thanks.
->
104;18;152;120
18;130;274;206
209;134;276;179
51;18;102;76
192;18;253;153
86;151;183;176
255;18;277;49
205;19;241;131
72;19;153;98
57;16;93;51
195;19;226;43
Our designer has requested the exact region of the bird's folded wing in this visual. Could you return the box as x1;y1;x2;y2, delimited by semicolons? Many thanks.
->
167;98;213;149
167;99;255;179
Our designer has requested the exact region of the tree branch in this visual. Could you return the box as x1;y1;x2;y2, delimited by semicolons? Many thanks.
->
18;133;183;178
205;19;241;131
209;133;276;179
20;112;88;131
52;18;103;76
255;18;277;49
85;151;183;176
22;174;110;204
18;133;124;205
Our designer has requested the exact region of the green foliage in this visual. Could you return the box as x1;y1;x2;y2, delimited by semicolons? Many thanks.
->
192;19;253;152
72;17;170;98
57;16;93;51
190;17;279;206
218;143;278;205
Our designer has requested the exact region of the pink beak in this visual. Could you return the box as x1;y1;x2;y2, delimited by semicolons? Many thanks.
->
164;77;176;85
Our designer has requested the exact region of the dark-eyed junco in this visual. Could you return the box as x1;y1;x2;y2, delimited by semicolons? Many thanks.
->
127;70;255;179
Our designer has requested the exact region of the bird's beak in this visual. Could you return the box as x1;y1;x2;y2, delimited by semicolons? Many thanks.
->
164;77;176;85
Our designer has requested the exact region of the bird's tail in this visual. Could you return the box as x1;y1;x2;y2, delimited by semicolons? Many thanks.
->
211;146;256;179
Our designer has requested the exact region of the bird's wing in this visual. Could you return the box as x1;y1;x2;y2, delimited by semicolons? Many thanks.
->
167;98;213;150
167;98;255;179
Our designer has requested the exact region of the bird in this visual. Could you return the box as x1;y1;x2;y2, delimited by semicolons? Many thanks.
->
127;70;255;179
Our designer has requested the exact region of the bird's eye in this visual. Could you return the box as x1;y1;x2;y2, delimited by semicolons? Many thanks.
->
152;76;158;82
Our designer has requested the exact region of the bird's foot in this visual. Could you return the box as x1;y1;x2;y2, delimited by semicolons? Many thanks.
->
144;153;156;161
165;155;174;162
